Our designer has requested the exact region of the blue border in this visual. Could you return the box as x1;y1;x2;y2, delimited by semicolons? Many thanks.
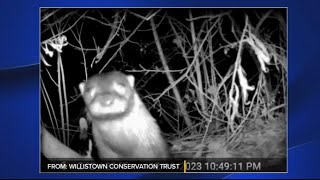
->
1;0;320;179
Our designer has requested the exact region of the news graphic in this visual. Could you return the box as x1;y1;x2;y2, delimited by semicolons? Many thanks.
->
41;158;285;173
40;8;287;173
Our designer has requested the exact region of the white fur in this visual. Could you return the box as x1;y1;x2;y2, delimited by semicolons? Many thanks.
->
120;93;159;150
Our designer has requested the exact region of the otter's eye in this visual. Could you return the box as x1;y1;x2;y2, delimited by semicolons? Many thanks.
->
113;82;126;95
88;87;97;99
83;86;97;103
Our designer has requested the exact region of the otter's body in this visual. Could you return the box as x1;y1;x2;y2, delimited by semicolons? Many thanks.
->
79;71;168;159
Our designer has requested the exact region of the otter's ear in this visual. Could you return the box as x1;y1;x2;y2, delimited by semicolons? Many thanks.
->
127;75;135;88
79;82;85;95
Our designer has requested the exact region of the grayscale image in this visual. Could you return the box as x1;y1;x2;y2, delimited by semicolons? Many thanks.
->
40;8;287;172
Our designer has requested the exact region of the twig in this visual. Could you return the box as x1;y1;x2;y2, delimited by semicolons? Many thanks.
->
150;16;193;131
